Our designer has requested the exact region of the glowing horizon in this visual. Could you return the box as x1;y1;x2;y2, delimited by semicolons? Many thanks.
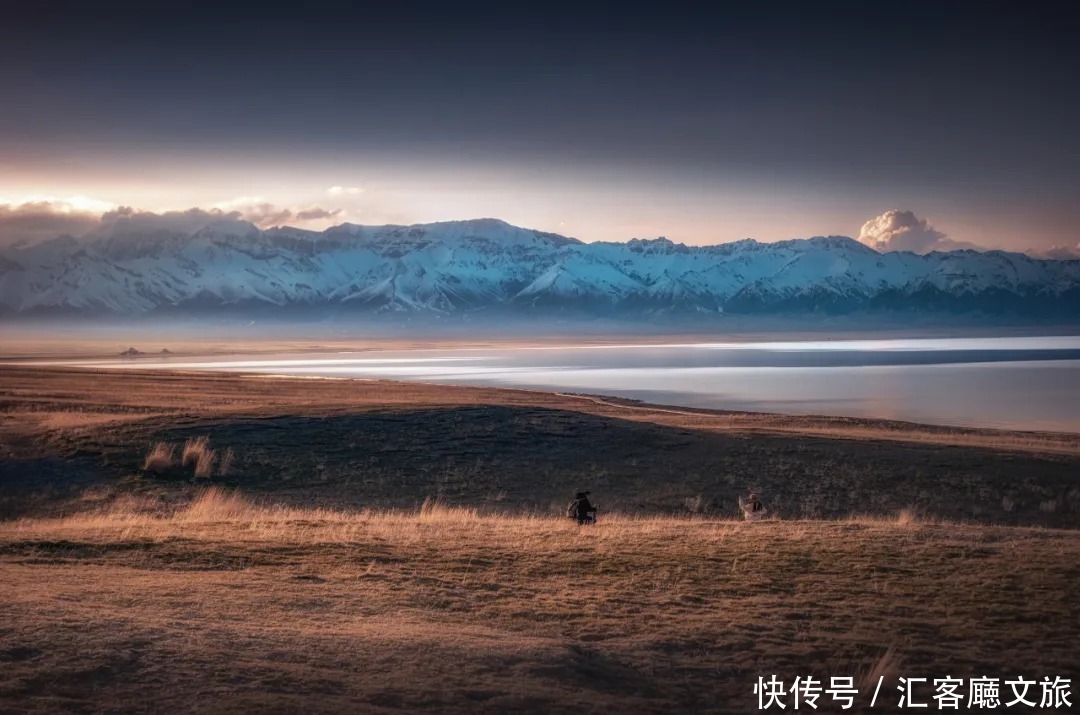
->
0;177;1072;257
2;4;1077;256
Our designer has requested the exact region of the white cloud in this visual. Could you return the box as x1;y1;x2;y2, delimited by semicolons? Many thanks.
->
212;196;267;210
0;200;107;245
223;201;342;229
0;194;116;214
1034;244;1080;260
0;199;346;245
294;207;342;222
96;207;244;236
857;210;982;254
327;185;364;196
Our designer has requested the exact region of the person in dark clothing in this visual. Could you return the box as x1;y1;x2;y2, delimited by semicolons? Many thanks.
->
567;491;597;525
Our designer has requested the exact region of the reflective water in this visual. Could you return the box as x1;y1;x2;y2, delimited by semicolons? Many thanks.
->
55;336;1080;432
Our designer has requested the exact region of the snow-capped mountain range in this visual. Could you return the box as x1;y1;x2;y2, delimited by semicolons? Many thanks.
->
1;218;1078;318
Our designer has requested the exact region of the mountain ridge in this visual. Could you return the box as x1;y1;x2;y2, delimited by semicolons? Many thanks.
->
1;218;1078;319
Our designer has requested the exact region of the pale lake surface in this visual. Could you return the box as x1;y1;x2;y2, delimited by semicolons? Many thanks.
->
47;336;1080;432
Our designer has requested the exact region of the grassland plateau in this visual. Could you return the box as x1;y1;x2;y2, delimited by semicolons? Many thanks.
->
0;366;1077;713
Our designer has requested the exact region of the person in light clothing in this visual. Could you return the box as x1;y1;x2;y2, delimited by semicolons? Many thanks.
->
739;492;768;521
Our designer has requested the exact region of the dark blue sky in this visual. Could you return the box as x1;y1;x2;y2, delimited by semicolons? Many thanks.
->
2;1;1077;250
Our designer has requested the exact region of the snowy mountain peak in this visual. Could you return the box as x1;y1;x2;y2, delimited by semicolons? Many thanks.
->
799;235;879;254
625;237;687;255
1;219;1077;318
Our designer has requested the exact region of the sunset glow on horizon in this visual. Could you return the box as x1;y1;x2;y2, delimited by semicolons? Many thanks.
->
1;4;1077;255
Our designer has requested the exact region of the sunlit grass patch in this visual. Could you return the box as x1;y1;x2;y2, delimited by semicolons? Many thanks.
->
142;441;174;471
181;436;216;478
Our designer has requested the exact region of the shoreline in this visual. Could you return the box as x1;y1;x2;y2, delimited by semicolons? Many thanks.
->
4;323;1080;361
3;364;1078;454
2;364;1078;526
4;344;1079;435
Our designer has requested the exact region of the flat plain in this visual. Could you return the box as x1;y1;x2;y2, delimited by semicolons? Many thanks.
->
1;366;1078;713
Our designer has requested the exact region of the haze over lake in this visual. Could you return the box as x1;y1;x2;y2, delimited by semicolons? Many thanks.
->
50;335;1080;433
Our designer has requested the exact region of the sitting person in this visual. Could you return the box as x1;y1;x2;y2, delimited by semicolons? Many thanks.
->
738;492;768;521
567;491;598;525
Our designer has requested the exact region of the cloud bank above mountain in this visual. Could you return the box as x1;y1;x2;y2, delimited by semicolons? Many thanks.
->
0;199;344;246
857;210;984;254
0;201;107;245
0;200;1071;260
1037;244;1080;260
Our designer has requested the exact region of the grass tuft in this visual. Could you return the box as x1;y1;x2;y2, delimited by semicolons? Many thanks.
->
181;436;217;478
142;442;175;472
857;645;902;693
218;448;235;477
180;487;256;521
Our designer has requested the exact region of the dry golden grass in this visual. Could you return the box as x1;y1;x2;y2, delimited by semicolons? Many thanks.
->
560;393;1080;455
2;355;1077;711
893;507;916;526
142;438;233;480
180;436;216;478
142;441;174;471
218;447;235;477
3;366;1078;526
856;646;901;693
1;490;1077;713
3;366;1077;456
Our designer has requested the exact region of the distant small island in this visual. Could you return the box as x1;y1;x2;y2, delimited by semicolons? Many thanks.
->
119;347;172;356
